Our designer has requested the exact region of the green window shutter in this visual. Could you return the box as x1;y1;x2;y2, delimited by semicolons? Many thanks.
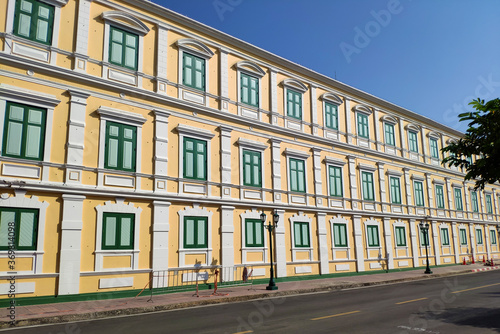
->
384;123;395;146
184;217;208;248
333;223;347;247
287;89;302;120
454;188;463;211
243;150;262;187
460;229;467;245
471;191;478;212
294;222;310;247
0;208;39;251
183;137;207;180
367;225;379;247
289;158;305;193
183;53;205;91
440;228;449;246
414;181;424;207
245;219;263;247
435;185;444;209
240;73;259;107
362;171;374;201
390;177;401;204
395;226;406;247
486;195;493;214
408;131;418;153
420;229;430;246
476;229;483;244
325;103;338;130
3;102;46;161
102;213;134;250
109;26;138;70
14;0;54;45
104;122;136;172
328;166;342;197
429;138;439;158
357;113;369;138
490;230;497;244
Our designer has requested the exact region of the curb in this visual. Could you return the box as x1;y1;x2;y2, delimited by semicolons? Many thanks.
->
470;266;500;272
0;267;487;329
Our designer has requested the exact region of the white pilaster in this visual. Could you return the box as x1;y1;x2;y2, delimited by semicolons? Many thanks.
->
312;148;323;207
485;224;492;259
421;127;429;163
431;220;440;265
221;205;235;281
451;222;460;263
220;125;232;199
373;109;381;151
270;68;278;125
219;47;229;111
345;99;352;144
275;209;287;277
153;109;170;192
403;168;412;214
469;223;476;259
156;24;169;94
347;156;358;211
58;194;85;295
310;85;318;135
317;212;329;274
271;138;282;203
73;0;91;72
409;219;419;267
399;119;407;158
383;217;394;270
353;215;364;271
425;173;433;216
152;201;171;288
445;178;453;215
377;162;386;212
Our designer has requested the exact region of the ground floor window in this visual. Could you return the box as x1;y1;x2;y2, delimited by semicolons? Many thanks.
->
184;216;208;248
0;208;39;250
102;213;134;250
245;219;264;247
395;226;406;247
367;225;379;247
294;222;310;247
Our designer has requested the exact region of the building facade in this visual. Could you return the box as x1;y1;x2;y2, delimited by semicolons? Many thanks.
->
0;0;499;299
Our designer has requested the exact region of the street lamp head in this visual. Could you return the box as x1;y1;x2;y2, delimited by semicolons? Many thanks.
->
260;212;267;224
273;211;279;226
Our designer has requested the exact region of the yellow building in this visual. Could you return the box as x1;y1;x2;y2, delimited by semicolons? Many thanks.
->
0;0;499;301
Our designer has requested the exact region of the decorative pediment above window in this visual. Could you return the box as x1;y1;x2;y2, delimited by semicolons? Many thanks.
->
411;175;425;181
284;148;310;159
380;115;398;125
357;163;377;172
427;131;441;139
234;61;265;77
446;138;458;145
281;78;308;93
176;39;214;59
352;104;372;115
324;156;346;166
405;123;421;132
101;11;150;36
321;92;343;105
39;0;69;7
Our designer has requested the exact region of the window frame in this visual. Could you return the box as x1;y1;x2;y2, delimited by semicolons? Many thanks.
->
395;226;406;247
289;158;306;193
182;52;206;92
293;221;311;248
361;170;375;201
429;137;439;159
366;225;380;247
333;223;348;247
459;229;468;245
108;25;139;71
408;130;419;153
0;207;39;251
454;188;463;211
104;121;137;172
240;72;259;108
13;0;55;45
183;136;208;181
490;229;497;245
183;216;208;249
357;112;369;139
245;218;264;248
419;228;430;246
440;227;450;246
324;102;339;130
242;149;262;188
413;180;425;207
485;194;493;214
471;191;479;213
286;88;302;120
389;176;402;204
435;184;445;209
328;165;343;197
475;228;483;245
235;61;265;112
101;212;135;250
384;122;395;146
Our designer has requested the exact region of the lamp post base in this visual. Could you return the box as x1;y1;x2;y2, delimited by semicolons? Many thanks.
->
424;268;433;274
266;285;278;290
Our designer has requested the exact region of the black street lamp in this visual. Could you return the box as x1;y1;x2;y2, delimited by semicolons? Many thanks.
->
260;211;279;290
419;220;433;274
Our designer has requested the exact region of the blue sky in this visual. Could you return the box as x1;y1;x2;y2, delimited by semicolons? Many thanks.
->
152;0;500;133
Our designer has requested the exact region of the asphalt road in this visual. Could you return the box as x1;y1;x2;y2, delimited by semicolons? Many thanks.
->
3;270;500;334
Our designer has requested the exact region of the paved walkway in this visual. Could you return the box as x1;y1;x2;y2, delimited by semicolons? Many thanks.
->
1;263;498;328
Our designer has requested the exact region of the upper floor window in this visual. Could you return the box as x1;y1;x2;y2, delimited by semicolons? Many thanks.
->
242;149;262;187
361;171;375;201
435;184;445;209
454;188;463;211
357;113;369;139
328;165;343;197
0;207;39;251
384;122;395;146
429;138;439;159
183;52;205;91
471;191;479;212
109;26;138;71
408;131;418;153
486;194;493;214
183;137;207;181
14;0;54;45
240;73;259;107
289;158;306;192
414;180;424;207
2;102;46;161
389;176;402;204
102;212;134;250
105;121;136;172
325;102;338;130
286;89;302;120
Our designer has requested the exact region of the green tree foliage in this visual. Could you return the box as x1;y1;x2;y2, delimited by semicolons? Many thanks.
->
442;98;500;190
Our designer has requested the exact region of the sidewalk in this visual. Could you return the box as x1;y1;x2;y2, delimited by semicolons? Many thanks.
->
1;263;498;329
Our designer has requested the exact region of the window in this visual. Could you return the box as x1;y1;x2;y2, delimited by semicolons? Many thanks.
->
466;156;473;165
3;102;46;161
441;228;450;246
357;113;369;138
13;0;54;45
0;207;38;251
408;131;418;153
395;226;406;247
486;194;493;214
286;89;302;120
243;150;262;187
414;181;424;207
328;165;343;197
102;213;134;250
471;191;479;212
435;185;445;209
245;219;264;247
419;228;430;246
183;52;205;91
361;171;375;201
183;137;207;180
384;123;395;146
293;222;310;247
430;138;439;159
476;229;483;245
459;229;467;245
325;102;338;130
389;177;402;204
108;26;138;70
240;73;259;107
289;158;305;192
184;216;208;248
367;225;379;247
454;188;463;211
104;121;137;172
333;223;347;247
490;230;497;245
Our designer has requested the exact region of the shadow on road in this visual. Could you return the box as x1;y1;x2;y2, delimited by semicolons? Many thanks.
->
428;307;500;333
